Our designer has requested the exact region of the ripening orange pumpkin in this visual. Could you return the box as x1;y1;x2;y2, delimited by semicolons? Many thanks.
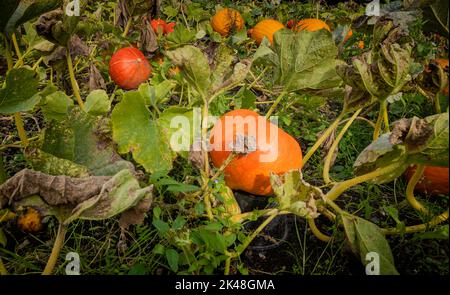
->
434;58;449;95
293;18;330;32
211;8;244;37
405;165;449;196
17;207;43;233
250;19;285;45
344;29;353;43
209;109;303;196
109;47;152;90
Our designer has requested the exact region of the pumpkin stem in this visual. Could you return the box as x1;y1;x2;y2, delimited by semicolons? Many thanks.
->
307;218;331;242
323;108;362;184
325;161;404;202
302;112;345;168
13;113;29;147
381;209;449;235
405;165;430;215
66;47;85;110
372;103;384;141
381;100;390;133
265;91;287;119
236;212;278;256
11;33;23;67
42;222;67;275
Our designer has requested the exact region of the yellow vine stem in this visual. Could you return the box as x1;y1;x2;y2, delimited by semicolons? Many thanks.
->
372;104;383;140
122;17;133;38
66;47;85;109
382;209;449;235
301;112;346;168
307;218;331;242
405;165;430;215
381;100;390;133
14;113;29;147
323;108;362;184
11;33;22;67
42;223;67;275
236;212;278;256
3;35;13;70
224;255;231;275
265;91;287;119
325;162;404;201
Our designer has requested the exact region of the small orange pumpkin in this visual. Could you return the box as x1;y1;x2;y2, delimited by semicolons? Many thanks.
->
250;19;285;45
293;18;330;32
358;40;365;49
17;207;43;233
405;165;449;196
209;109;303;196
109;47;152;90
211;8;244;37
434;58;449;95
344;29;353;43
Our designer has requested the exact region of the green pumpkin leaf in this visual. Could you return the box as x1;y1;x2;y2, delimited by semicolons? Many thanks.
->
40;90;74;121
266;29;343;93
30;109;134;177
84;89;111;116
0;68;40;114
166;45;211;97
111;91;174;173
165;249;179;273
342;213;399;275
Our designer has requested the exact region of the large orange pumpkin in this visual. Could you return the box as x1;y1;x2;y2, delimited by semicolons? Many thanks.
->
405;165;449;196
209;109;303;196
211;8;244;37
293;18;330;32
109;47;152;90
250;19;285;45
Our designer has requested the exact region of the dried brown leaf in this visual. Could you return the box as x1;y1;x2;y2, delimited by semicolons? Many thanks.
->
0;169;110;208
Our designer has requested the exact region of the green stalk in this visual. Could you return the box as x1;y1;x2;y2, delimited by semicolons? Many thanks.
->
381;209;449;235
323;109;362;184
325;161;404;201
236;212;278;256
122;17;133;38
381;100;390;133
13;113;29;147
434;92;442;114
3;35;13;70
11;33;23;67
66;47;85;109
42;222;67;275
265;91;287;119
301;112;346;168
372;104;383;141
224;256;231;275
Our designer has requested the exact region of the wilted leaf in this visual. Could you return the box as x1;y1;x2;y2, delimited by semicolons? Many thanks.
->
354;113;449;183
140;19;158;54
0;169;153;226
0;0;62;34
35;8;79;46
26;148;90;177
88;62;106;91
119;196;153;230
342;213;399;275
270;170;321;218
0;68;40;114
